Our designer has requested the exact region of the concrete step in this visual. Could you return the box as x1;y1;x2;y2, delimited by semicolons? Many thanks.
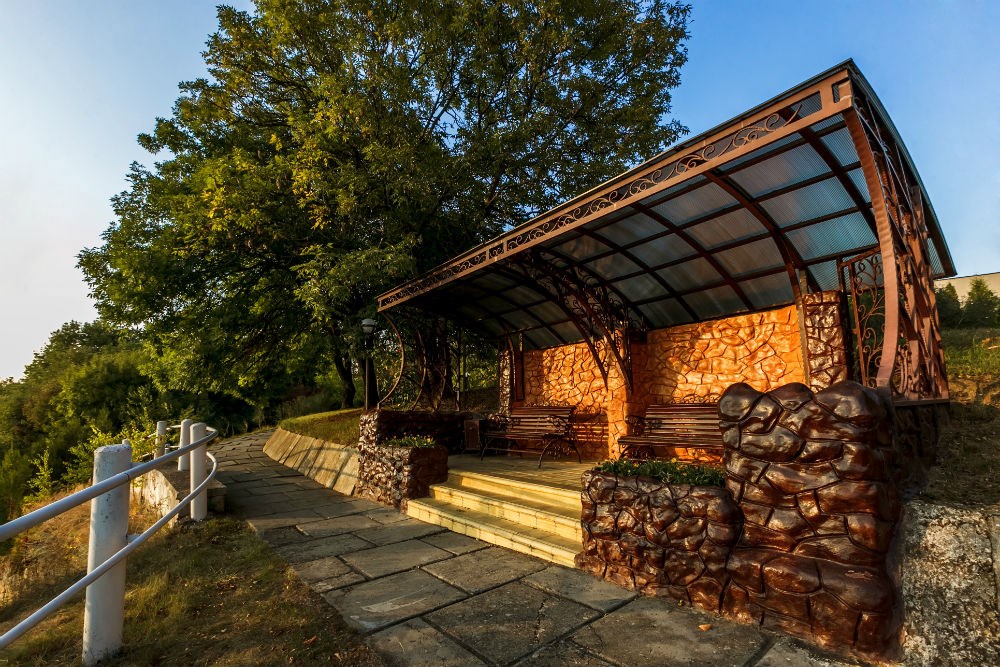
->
444;469;581;514
428;483;582;541
407;498;580;568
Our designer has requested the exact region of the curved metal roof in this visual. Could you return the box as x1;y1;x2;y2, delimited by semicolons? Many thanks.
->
378;61;954;350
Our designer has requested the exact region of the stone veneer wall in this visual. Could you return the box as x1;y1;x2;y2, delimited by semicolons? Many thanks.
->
576;472;742;610
801;291;849;392
521;305;806;459
719;381;900;661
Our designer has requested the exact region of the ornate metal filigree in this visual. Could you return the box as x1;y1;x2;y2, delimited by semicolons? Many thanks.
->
840;250;885;390
379;94;822;311
846;92;949;400
512;251;646;394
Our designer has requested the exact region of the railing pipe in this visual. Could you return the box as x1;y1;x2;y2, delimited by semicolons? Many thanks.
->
155;421;167;458
189;423;207;520
0;450;218;652
81;442;132;665
0;429;217;543
177;418;192;472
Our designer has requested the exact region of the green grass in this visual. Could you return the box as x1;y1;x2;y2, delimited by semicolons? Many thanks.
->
941;327;1000;376
597;457;725;487
0;499;380;666
278;408;362;446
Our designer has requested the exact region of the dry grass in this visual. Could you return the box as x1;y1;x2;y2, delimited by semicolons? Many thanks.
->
919;329;1000;506
278;409;362;446
1;495;380;666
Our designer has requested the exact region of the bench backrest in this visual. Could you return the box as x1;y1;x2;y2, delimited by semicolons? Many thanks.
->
509;406;575;434
642;403;722;443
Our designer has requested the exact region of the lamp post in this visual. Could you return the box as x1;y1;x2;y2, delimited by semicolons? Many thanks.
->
361;318;379;410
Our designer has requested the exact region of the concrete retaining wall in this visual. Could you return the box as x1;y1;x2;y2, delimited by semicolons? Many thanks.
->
263;428;359;495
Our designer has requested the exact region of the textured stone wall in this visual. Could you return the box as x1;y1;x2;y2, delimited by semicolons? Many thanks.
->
358;409;470;453
576;471;742;612
356;439;448;511
719;381;900;661
899;501;1000;667
801;291;849;391
634;306;805;406
521;305;805;458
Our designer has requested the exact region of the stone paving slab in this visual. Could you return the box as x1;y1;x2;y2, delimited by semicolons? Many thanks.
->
342;539;454;578
368;618;487;667
420;531;490;555
571;597;768;667
212;430;867;667
521;566;637;613
423;546;549;594
324;569;466;633
426;581;601;666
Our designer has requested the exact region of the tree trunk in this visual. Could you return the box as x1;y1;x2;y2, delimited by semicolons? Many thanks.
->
332;352;356;408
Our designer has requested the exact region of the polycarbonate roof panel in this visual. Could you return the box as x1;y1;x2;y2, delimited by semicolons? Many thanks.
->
585;253;642;280
379;63;954;351
629;235;697;267
820;125;859;167
785;213;877;260
652;183;738;225
527;301;568;323
593;212;667;246
713;238;785;277
808;260;842;291
656;257;721;292
684;208;765;249
738;272;796;309
848;168;870;201
613;272;663;302
759;176;856;227
719;133;803;173
728;144;830;198
547;233;612;261
638;298;693;326
687;285;746;320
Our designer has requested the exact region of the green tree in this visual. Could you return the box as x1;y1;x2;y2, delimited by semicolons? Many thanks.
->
963;278;1000;328
80;0;691;407
935;283;962;328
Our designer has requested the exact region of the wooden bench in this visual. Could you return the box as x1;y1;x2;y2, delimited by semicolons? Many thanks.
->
618;403;724;463
482;406;581;467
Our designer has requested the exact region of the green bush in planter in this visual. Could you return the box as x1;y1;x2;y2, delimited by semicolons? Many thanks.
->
596;457;725;487
381;435;438;449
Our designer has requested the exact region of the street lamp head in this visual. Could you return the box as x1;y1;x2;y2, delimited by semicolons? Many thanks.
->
360;318;377;335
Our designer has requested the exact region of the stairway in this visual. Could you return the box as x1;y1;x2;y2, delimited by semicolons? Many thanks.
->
406;465;583;567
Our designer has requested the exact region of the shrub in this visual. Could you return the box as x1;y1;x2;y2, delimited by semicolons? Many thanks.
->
380;435;438;448
596;457;725;487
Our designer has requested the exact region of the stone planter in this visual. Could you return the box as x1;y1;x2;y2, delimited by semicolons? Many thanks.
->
356;439;449;511
576;470;742;613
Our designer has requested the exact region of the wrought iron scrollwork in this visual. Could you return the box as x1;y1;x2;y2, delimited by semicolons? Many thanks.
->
846;91;949;400
511;250;646;394
839;250;885;390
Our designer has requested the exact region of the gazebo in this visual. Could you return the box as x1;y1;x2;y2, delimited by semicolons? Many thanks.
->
377;59;952;459
366;61;953;661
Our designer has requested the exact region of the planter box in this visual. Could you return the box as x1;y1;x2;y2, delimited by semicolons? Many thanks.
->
576;469;741;613
356;440;449;511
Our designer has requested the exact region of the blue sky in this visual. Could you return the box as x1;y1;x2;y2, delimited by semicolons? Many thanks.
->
1;1;997;379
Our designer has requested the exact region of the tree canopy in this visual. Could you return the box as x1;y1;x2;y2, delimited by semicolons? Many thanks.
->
79;0;692;407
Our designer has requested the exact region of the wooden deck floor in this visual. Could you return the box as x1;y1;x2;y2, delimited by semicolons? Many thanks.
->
447;454;595;492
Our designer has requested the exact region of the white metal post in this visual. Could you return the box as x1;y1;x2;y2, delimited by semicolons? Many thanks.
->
190;422;208;520
82;441;132;666
155;420;167;458
177;418;192;471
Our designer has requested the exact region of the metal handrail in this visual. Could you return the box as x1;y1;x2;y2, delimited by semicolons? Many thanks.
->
0;428;217;543
0;452;219;649
0;422;220;658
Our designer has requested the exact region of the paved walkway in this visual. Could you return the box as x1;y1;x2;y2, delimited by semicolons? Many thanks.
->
212;432;862;667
